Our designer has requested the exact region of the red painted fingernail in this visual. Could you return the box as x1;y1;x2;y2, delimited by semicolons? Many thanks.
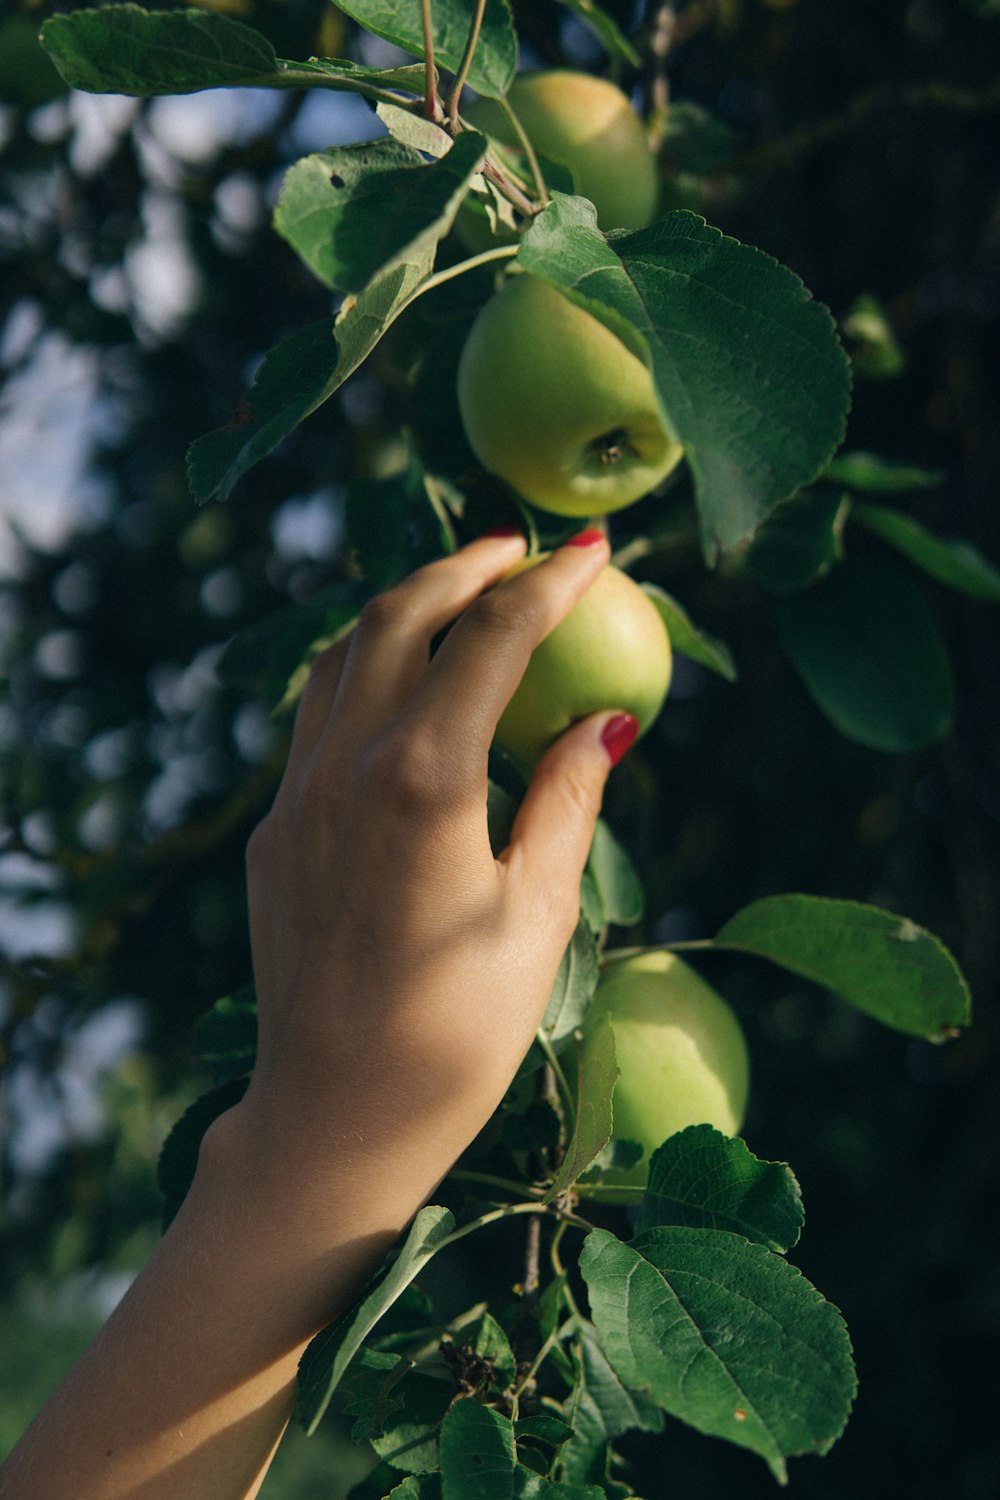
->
482;525;523;539
565;527;606;548
601;713;639;767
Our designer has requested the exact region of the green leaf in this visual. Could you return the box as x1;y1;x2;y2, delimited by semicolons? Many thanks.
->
41;4;279;94
514;1473;607;1498
439;1399;516;1499
189;135;483;504
544;1017;618;1203
192;985;257;1079
156;1078;249;1229
518;201;852;562
586;820;644;927
371;1374;453;1473
339;1348;411;1442
514;1415;574;1451
385;1474;443;1500
579;1226;857;1481
842;293;906;381
743;490;849;593
347;455;456;591
275;133;486;293
772;553;954;751
641;583;737;680
296;1205;456;1434
186;316;339;506
275;139;426;292
635;1125;804;1252
820;450;943;493
558;1320;661;1487
540;918;600;1050
216;582;366;710
40;4;431;99
579;871;604;934
464;1311;517;1392
336;0;517;98
713;894;972;1040
659;102;738;174
853;504;1000;602
377;103;455;156
556;1;641;64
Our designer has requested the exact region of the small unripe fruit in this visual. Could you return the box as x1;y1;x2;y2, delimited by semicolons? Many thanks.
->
457;274;682;519
580;950;750;1190
494;555;672;773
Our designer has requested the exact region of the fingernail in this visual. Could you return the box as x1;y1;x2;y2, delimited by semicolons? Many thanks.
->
482;525;523;539
565;527;606;548
601;713;639;767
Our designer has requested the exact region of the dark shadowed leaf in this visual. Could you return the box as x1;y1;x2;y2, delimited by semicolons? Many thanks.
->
820;450;943;493
744;490;849;593
156;1078;249;1229
773;553;953;751
853;504;1000;601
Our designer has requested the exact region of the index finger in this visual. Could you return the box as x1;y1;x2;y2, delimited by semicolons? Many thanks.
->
403;529;611;760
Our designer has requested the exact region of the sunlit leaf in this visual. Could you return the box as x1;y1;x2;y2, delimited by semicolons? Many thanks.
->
713;894;972;1040
580;1226;856;1481
519;200;851;562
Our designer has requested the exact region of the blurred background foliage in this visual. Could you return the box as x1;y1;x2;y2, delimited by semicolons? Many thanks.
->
1;0;999;1495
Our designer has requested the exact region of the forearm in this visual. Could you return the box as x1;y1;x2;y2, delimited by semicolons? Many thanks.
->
0;1106;424;1500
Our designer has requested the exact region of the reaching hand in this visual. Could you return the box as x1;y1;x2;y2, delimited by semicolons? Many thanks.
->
237;526;638;1209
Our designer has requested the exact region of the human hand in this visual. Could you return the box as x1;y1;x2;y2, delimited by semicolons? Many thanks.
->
234;528;638;1219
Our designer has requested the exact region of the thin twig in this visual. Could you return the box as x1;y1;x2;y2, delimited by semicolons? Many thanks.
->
480;157;537;219
447;0;488;123
420;0;444;122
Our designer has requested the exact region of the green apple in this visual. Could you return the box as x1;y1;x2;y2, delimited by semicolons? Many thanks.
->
580;950;750;1190
467;70;659;233
494;555;672;773
457;274;682;518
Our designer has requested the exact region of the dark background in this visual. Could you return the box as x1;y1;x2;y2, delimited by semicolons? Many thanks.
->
1;0;998;1494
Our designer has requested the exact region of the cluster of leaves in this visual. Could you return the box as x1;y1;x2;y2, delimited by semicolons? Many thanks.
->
5;0;996;1494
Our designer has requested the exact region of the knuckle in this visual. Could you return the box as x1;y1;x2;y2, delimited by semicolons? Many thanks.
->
245;813;274;870
356;589;415;637
466;586;544;641
366;724;469;820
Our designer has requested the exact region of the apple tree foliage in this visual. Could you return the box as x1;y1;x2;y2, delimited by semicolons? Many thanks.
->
3;0;999;1495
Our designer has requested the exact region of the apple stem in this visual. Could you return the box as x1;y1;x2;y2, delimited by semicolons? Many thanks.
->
394;244;517;323
498;96;551;208
479;157;538;220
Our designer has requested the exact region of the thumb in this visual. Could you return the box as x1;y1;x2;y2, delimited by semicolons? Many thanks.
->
503;711;639;920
